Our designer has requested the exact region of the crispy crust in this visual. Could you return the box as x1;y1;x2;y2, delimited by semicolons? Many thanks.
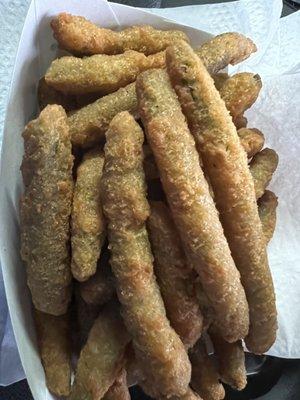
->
209;329;246;391
70;304;130;400
20;105;73;315
166;40;276;354
219;73;262;119
238;128;265;158
258;190;278;244
190;341;225;400
250;148;279;200
148;201;203;348
101;111;191;398
69;82;137;148
34;310;71;397
51;13;188;56
137;69;249;343
195;32;257;74
46;51;154;96
71;148;106;281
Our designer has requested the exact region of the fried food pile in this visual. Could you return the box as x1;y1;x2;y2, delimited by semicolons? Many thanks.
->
20;13;279;400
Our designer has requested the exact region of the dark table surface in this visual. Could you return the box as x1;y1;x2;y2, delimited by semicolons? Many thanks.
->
1;1;299;399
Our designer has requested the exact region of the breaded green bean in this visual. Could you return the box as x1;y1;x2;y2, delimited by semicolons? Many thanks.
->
38;77;77;112
71;148;106;281
69;82;137;148
195;32;257;74
190;341;225;400
137;69;248;343
101;111;191;398
209;331;246;391
258;190;278;244
250;148;279;200
212;73;229;91
238;128;265;158
148;201;203;348
219;73;262;119
20;105;73;315
46;51;153;96
68;34;255;148
79;251;115;306
144;128;265;180
166;40;276;354
51;13;188;56
34;310;71;397
70;303;130;400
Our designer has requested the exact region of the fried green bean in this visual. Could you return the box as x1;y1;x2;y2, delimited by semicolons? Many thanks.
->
162;388;203;400
69;82;137;148
190;341;225;400
34;310;71;397
195;32;257;74
219;73;262;119
70;303;130;400
101;111;191;398
71;148;106;281
68;33;255;148
258;190;278;244
148;201;203;348
250;148;279;200
103;369;130;400
238;128;265;158
51;13;188;56
20;105;73;315
166;40;276;354
137;69;248;343
46;51;155;96
37;77;77;112
209;331;246;391
79;250;115;306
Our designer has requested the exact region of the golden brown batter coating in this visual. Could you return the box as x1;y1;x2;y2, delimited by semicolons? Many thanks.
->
190;341;225;400
34;310;71;397
166;40;277;354
136;69;248;343
163;388;203;400
148;201;203;349
79;251;115;306
71;148;106;282
20;105;73;315
46;51;156;96
195;32;257;74
250;148;279;200
69;82;137;148
101;111;191;398
219;73;262;119
37;77;77;112
51;13;188;56
258;190;278;244
103;369;130;400
68;33;256;149
237;128;265;158
70;304;130;400
209;330;246;391
148;51;166;69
